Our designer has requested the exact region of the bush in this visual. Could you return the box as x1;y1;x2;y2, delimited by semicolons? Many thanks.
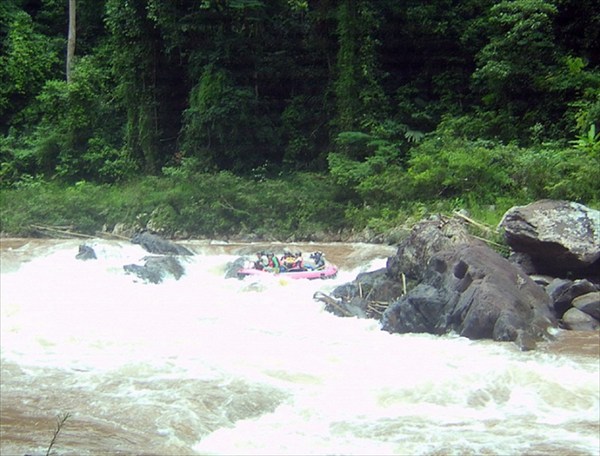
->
406;135;518;203
1;171;351;238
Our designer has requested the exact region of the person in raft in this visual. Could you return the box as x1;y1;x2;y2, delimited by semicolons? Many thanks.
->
308;251;325;270
289;251;304;271
255;251;268;270
280;251;297;270
265;252;281;272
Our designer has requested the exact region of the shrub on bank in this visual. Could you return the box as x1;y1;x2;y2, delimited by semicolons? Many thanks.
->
0;172;350;239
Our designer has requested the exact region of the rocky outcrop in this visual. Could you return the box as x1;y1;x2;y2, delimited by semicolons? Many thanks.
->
123;256;185;284
316;200;600;350
131;231;194;256
381;244;556;349
498;200;599;276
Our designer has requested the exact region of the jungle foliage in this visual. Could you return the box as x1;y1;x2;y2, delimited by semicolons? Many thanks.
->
1;0;598;237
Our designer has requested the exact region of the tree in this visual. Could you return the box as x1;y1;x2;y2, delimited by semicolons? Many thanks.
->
471;0;559;140
66;0;76;82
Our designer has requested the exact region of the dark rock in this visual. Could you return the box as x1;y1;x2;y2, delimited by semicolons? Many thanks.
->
498;200;600;276
546;278;598;317
327;268;405;319
124;256;185;284
386;215;483;281
507;252;536;275
572;292;600;320
515;330;538;351
562;307;600;331
381;283;447;334
224;256;249;279
75;244;97;260
382;244;557;347
131;231;194;256
313;291;368;318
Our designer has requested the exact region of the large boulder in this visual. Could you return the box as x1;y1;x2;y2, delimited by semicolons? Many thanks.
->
498;200;600;276
381;244;557;349
386;215;482;281
131;231;194;256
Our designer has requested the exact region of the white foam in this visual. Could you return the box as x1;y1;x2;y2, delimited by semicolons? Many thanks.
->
1;240;598;455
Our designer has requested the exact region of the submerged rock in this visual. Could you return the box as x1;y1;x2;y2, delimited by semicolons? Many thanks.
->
124;256;185;284
321;268;405;319
224;256;249;279
75;244;97;261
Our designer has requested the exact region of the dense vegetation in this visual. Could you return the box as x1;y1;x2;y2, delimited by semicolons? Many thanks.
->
1;0;598;239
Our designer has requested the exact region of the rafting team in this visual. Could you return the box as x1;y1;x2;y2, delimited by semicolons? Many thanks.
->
254;250;325;273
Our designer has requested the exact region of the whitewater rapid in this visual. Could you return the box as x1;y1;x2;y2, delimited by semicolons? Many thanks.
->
1;239;598;455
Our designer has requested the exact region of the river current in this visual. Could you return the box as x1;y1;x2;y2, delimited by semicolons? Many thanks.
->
1;239;598;455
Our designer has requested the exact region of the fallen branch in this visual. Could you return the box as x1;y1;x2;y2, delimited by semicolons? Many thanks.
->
313;291;353;317
470;234;506;249
94;230;131;240
31;224;94;239
452;211;496;233
46;412;71;456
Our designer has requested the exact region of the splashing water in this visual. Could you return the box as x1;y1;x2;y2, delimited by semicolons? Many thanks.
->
1;239;598;455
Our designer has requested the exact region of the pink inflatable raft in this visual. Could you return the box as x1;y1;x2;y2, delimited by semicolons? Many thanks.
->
237;263;338;280
237;250;338;280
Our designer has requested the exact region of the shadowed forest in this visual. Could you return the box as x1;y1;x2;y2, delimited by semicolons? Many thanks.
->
1;0;598;239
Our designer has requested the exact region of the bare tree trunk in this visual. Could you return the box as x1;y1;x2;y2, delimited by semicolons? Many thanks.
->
66;0;76;82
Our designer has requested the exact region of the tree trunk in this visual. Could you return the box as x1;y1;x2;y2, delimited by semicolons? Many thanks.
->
66;0;76;82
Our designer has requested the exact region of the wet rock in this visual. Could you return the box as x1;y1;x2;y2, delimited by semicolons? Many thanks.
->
75;244;97;260
382;244;557;347
313;291;367;318
572;292;600;321
326;268;405;319
562;307;600;331
507;251;537;275
546;278;598;317
124;256;185;284
386;215;482;281
131;231;193;256
498;200;600;276
224;256;249;279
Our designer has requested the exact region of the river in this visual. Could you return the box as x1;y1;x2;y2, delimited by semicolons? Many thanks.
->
1;238;598;455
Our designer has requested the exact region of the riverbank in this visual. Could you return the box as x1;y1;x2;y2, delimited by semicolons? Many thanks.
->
1;171;528;245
